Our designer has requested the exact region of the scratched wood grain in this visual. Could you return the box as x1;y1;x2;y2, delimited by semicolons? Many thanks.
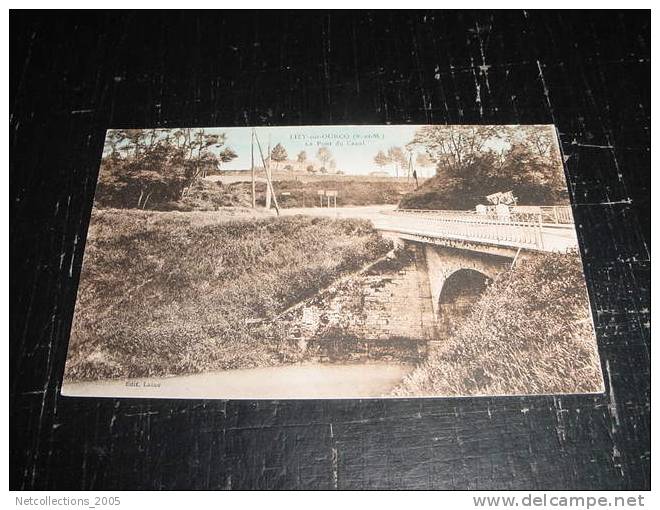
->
10;11;650;490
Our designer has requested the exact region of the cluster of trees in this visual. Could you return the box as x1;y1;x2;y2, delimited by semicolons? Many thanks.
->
400;125;568;209
373;147;435;178
263;143;339;174
373;147;407;177
98;128;238;209
293;147;338;174
96;130;349;210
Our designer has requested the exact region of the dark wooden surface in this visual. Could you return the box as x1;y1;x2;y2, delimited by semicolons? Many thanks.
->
10;11;650;490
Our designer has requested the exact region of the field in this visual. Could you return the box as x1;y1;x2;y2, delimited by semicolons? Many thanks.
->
266;178;415;208
148;176;417;211
64;209;392;381
393;252;603;397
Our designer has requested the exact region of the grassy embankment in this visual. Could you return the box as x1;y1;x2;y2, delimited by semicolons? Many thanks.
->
393;252;603;396
168;178;414;211
64;210;391;381
399;175;482;210
399;174;570;210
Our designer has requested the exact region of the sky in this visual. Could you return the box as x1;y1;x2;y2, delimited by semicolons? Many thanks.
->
207;125;422;176
104;124;552;177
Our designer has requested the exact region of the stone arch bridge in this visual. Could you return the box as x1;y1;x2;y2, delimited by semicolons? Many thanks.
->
377;207;579;339
277;205;579;360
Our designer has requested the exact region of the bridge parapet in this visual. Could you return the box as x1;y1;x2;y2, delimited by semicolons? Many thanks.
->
386;206;578;253
390;209;547;251
395;205;574;225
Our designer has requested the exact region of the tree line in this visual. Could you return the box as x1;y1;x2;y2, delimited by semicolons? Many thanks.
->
249;142;340;174
373;146;434;177
96;129;347;210
399;125;568;209
291;146;340;174
99;128;238;209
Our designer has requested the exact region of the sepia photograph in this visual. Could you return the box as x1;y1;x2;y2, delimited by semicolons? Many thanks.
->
60;124;604;399
10;7;651;495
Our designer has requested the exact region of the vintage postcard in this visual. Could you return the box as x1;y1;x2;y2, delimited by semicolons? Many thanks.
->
61;124;604;399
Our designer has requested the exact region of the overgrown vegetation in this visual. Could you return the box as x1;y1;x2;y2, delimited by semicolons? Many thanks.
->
64;211;392;381
165;179;254;211
268;179;413;207
393;252;603;396
97;128;239;210
400;125;570;210
98;176;414;211
96;128;411;211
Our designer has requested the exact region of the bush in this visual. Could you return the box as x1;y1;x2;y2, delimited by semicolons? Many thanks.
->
399;176;477;210
399;170;570;210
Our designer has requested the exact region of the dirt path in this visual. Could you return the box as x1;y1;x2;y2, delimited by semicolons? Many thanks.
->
61;362;413;399
279;204;397;222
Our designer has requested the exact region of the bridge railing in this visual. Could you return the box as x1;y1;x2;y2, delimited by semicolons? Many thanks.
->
540;205;573;224
513;205;574;224
396;205;574;226
392;209;547;250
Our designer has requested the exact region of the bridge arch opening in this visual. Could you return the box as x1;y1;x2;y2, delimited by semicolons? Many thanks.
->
437;269;492;338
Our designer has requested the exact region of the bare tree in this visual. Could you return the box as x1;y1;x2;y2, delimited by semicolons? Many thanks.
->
387;146;406;177
512;125;557;158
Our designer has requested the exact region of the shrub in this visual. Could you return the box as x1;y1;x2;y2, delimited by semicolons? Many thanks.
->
399;172;570;211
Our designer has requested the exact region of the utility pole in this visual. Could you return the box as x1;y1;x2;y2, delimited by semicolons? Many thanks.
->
265;134;272;209
408;152;418;189
251;129;256;208
253;131;280;216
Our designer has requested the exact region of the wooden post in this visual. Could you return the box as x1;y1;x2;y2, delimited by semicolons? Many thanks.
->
253;131;280;215
407;153;410;182
251;130;256;208
537;213;544;250
265;135;272;209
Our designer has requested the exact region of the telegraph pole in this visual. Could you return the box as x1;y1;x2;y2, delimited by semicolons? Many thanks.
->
251;129;256;208
410;152;419;189
265;134;272;209
253;131;280;215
